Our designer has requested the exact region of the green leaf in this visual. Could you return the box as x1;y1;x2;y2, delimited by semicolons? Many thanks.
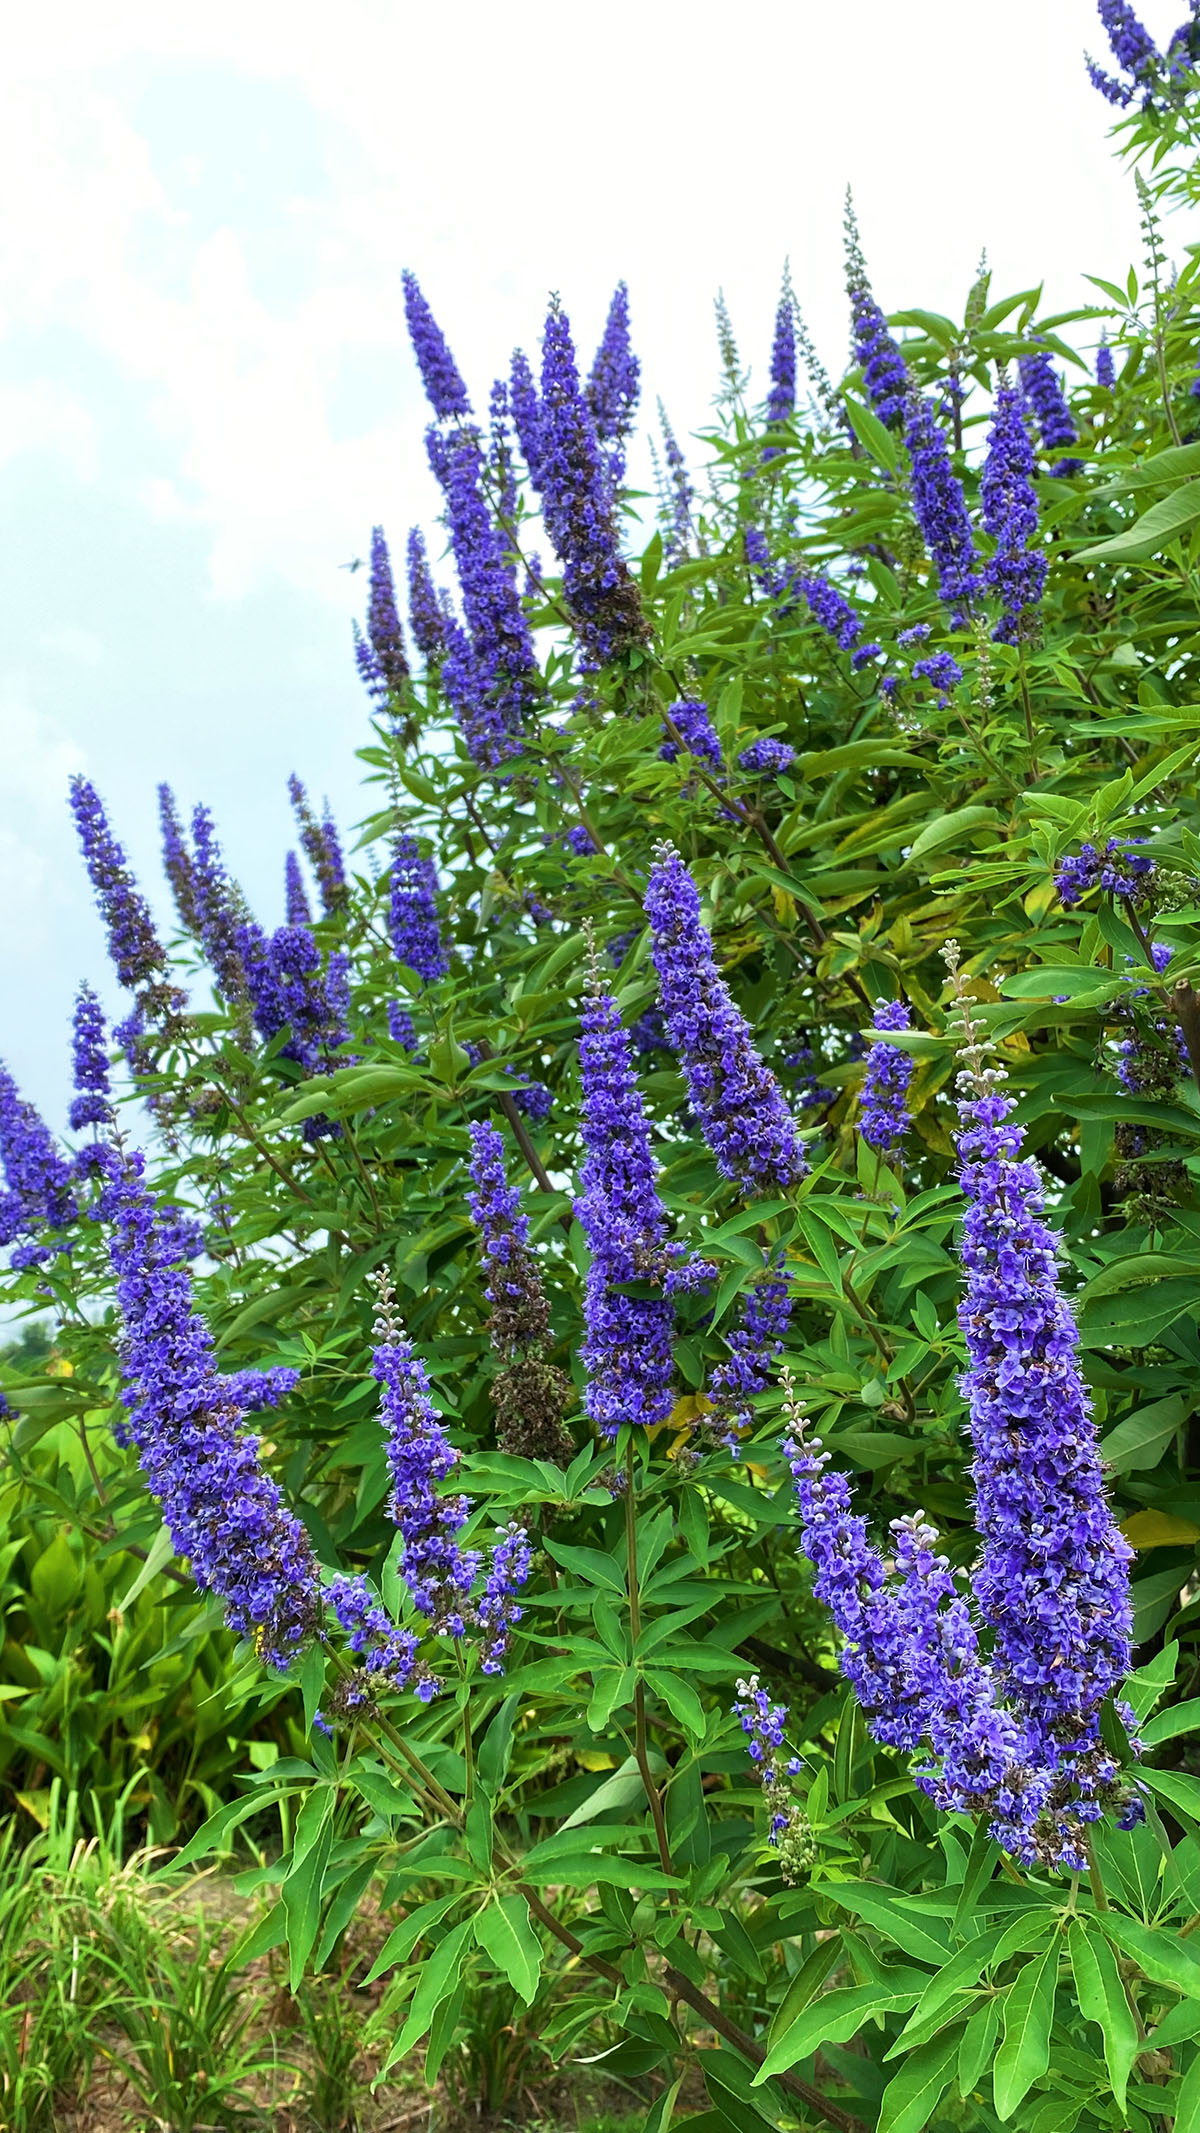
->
641;2075;685;2133
843;394;899;474
477;1693;519;1795
764;1937;843;2051
1068;1919;1137;2114
876;2031;960;2133
1140;1696;1200;1746
282;1790;335;1988
1099;1919;1200;1996
810;1880;952;1967
114;1525;175;1610
1074;483;1200;564
362;1896;459;1984
1175;2048;1200;2133
559;1757;650;1830
991;1941;1058;2122
521;1851;681;1891
474;1893;542;2005
385;1917;474;2068
906;806;1001;864
957;1999;1000;2098
753;1978;923;2082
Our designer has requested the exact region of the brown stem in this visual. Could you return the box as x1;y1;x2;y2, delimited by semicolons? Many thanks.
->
661;1965;867;2133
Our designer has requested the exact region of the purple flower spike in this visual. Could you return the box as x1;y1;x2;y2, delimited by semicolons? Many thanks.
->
538;299;648;667
586;281;641;462
845;204;909;428
903;394;980;621
0;1062;77;1252
644;844;807;1194
859;999;914;1156
69;983;113;1135
708;1257;793;1452
1019;349;1081;475
354;526;410;712
285;851;313;930
1096;340;1116;390
402;270;472;421
660;699;723;770
655;400;694;567
406;528;448;662
69;777;182;1030
763;284;796;458
509;348;543;488
427;423;539;764
1055;838;1155;908
190;805;249;1003
158;784;200;934
981;383;1047;645
390;830;448;985
98;1144;321;1671
738;737;795;779
287;777;347;916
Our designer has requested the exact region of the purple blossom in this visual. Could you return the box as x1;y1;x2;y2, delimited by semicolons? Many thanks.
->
390;831;448;984
98;1145;322;1671
801;572;866;652
576;978;708;1437
660;699;723;770
428;423;539;765
354;526;410;711
952;1015;1135;1859
402;270;472;420
1055;838;1155;907
738;737;795;779
708;1258;793;1450
406;528;448;662
903;394;980;621
981;384;1047;645
219;1366;300;1412
763;286;796;456
509;348;543;488
158;785;200;934
464;1044;552;1122
238;922;345;1080
69;984;113;1135
388;1001;417;1051
655;400;694;566
1086;0;1160;104
644;845;807;1194
285;851;313;929
373;1325;477;1623
733;1675;809;1870
477;1522;532;1674
190;805;249;1003
858;999;914;1155
1019;349;1081;475
287;777;347;916
563;823;598;857
912;651;963;706
538;300;648;667
488;379;518;525
0;1062;77;1248
1096;340;1116;390
845;208;909;427
586;281;641;469
69;778;181;1028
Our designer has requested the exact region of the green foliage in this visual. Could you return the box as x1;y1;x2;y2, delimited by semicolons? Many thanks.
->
12;55;1200;2133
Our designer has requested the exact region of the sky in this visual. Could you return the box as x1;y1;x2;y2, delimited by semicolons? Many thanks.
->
1;0;1193;1123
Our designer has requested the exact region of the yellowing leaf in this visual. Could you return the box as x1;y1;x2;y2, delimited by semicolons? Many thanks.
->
576;1751;616;1772
46;1354;74;1377
1023;881;1057;922
1121;1510;1200;1550
772;886;796;924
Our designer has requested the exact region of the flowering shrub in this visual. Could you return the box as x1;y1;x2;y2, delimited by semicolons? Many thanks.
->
8;13;1200;2126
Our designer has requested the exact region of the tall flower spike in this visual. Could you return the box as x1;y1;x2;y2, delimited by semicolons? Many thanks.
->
1096;339;1116;390
402;270;472;421
158;784;200;934
406;528;448;663
427;423;539;763
69;777;183;1029
1018;349;1081;476
586;281;641;458
655;400;694;567
945;949;1138;1864
509;348;543;488
981;381;1047;645
645;845;808;1194
903;395;980;622
0;1062;77;1250
69;984;113;1135
707;1257;793;1452
467;1120;572;1462
390;830;448;984
355;527;409;712
576;966;708;1437
1086;0;1160;105
98;1145;322;1670
538;299;649;667
287;776;347;916
764;275;796;455
285;851;313;929
844;194;909;427
369;1269;478;1631
190;805;250;1005
858;1000;914;1156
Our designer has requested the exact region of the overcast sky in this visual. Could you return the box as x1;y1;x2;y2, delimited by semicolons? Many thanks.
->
2;0;1191;1123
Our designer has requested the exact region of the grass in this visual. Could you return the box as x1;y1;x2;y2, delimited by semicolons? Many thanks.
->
0;1782;662;2133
